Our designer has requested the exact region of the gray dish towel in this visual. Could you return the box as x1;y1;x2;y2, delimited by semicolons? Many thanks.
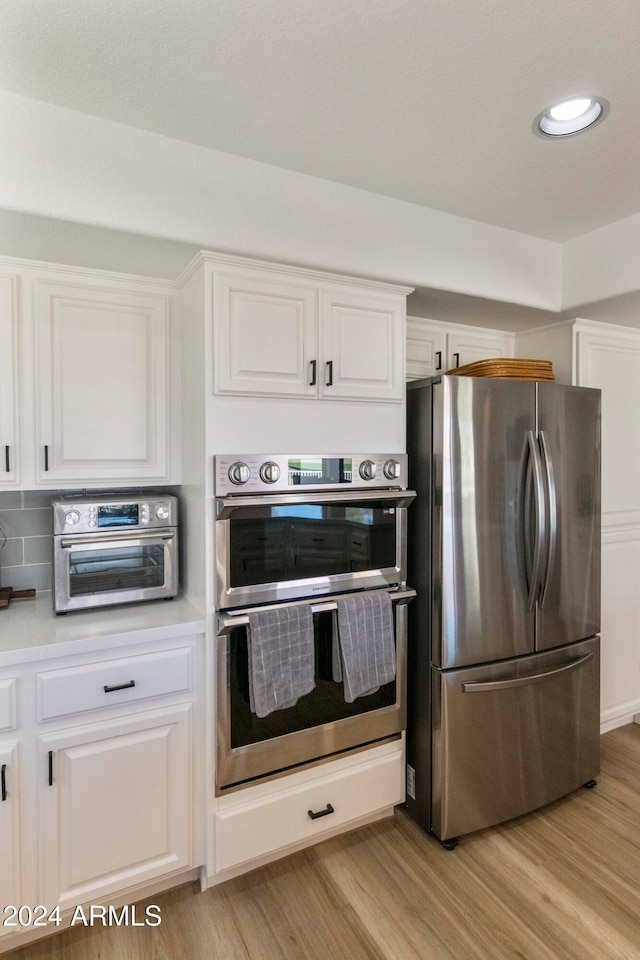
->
247;605;315;718
334;591;396;702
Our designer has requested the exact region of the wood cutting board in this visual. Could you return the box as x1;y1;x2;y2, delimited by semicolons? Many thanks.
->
0;587;36;609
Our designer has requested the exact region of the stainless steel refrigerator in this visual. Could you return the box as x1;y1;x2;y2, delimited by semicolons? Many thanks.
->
405;375;601;847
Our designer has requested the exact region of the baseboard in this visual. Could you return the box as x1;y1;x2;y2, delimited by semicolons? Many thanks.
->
600;700;640;733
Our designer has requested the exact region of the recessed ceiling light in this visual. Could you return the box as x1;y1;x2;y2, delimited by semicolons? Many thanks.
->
535;97;608;138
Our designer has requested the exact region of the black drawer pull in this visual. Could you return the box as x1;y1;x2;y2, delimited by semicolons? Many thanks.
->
4;445;9;473
104;680;136;693
1;763;6;801
435;351;442;371
44;444;49;471
48;751;53;787
453;352;460;368
309;359;317;386
308;803;335;820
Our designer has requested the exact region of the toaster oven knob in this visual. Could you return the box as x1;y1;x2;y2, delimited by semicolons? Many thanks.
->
359;459;377;481
228;461;251;485
65;509;81;526
155;504;170;521
383;458;401;480
259;461;280;484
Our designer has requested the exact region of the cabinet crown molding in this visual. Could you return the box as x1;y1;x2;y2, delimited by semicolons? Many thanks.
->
176;250;414;297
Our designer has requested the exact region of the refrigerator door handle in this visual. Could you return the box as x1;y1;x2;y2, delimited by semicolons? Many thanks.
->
538;430;557;608
525;430;546;610
461;651;594;692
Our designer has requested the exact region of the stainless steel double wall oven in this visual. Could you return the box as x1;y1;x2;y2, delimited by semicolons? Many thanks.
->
214;454;416;793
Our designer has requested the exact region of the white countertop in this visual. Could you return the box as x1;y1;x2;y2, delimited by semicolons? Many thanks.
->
0;591;206;667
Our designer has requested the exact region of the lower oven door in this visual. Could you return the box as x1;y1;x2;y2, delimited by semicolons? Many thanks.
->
216;588;414;793
53;529;178;612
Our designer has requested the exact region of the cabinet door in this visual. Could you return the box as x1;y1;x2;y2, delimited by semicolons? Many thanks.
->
34;280;169;482
406;317;446;380
446;328;513;371
0;274;18;486
214;273;318;397
0;742;21;931
39;704;191;911
320;290;403;401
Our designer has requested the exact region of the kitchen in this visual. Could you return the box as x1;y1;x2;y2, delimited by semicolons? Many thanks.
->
2;1;640;957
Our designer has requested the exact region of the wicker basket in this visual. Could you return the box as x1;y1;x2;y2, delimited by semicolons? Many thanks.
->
445;358;554;381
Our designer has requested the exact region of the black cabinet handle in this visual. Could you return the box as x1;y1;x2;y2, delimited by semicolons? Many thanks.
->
435;351;442;371
48;751;53;786
1;763;6;802
4;445;9;473
104;680;136;693
326;360;333;387
309;360;317;386
44;445;49;471
453;352;460;368
307;803;335;820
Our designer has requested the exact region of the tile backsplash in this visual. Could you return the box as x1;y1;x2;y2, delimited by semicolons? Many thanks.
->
0;490;60;592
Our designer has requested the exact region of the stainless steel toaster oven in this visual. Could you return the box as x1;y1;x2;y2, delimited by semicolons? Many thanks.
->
52;494;178;613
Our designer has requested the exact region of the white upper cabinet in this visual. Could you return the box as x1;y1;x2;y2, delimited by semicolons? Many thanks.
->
34;278;170;483
212;259;409;402
214;274;318;398
319;289;403;401
0;273;19;485
407;317;514;380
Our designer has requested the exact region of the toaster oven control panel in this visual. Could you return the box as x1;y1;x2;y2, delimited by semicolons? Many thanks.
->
52;495;178;535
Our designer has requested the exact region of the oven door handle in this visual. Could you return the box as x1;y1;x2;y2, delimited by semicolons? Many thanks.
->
216;587;416;634
58;530;176;548
216;488;416;517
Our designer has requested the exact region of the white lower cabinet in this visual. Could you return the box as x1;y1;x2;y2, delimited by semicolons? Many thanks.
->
213;739;404;875
39;703;192;911
0;630;201;949
0;741;21;937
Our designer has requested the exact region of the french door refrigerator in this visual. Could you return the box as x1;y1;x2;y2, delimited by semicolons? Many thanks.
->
405;375;601;846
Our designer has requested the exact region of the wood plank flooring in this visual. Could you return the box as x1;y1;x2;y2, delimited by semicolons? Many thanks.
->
6;724;640;960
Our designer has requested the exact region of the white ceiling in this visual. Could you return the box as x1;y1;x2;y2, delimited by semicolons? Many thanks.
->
2;0;640;326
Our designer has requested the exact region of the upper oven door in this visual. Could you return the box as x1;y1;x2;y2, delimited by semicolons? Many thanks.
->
215;489;415;610
53;528;178;612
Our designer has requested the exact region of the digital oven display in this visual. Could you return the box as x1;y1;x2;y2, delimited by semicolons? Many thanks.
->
288;458;352;485
97;504;139;528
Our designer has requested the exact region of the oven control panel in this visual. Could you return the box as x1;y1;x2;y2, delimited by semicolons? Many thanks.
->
215;454;408;495
52;495;178;535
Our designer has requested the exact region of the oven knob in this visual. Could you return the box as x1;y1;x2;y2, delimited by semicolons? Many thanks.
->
259;461;280;484
359;460;377;481
228;461;251;485
65;509;81;526
383;458;401;480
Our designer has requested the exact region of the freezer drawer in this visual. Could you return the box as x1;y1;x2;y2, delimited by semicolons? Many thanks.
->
431;637;600;841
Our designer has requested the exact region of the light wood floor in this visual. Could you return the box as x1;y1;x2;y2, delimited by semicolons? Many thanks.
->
6;724;640;960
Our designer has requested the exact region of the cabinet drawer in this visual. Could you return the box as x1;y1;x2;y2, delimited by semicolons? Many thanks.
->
36;647;191;721
214;744;403;872
0;679;17;732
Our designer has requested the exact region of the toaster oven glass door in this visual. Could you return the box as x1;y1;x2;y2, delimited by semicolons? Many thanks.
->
68;541;166;596
54;529;178;611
